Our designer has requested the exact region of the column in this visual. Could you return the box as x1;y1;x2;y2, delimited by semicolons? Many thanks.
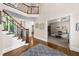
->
7;16;11;33
0;11;1;24
25;29;29;43
1;16;5;31
14;22;17;36
1;21;4;31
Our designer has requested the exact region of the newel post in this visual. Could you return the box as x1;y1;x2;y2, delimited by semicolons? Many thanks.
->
25;29;29;43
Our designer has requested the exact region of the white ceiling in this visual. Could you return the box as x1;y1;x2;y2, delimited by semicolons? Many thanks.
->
48;16;70;24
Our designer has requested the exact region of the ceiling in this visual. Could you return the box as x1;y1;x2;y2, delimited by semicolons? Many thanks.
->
48;16;70;24
5;10;38;22
24;3;39;6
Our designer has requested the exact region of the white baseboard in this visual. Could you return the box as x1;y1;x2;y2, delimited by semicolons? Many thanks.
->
34;36;47;42
70;47;79;52
1;43;29;56
0;50;3;56
2;44;24;55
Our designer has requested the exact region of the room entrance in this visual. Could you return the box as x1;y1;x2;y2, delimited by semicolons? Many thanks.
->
48;16;70;48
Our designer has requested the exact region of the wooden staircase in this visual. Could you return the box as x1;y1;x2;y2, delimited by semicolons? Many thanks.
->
3;10;30;43
0;10;30;55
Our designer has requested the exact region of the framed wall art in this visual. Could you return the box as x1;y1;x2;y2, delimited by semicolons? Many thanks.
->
76;23;79;31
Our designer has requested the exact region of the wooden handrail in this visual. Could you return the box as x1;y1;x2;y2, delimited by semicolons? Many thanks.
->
3;10;30;43
3;10;28;30
23;3;39;8
22;3;29;7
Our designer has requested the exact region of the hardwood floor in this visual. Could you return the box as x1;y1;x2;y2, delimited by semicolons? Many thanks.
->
3;37;39;56
3;37;79;56
3;45;28;56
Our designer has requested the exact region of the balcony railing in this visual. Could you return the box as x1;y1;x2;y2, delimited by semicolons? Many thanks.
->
3;3;39;14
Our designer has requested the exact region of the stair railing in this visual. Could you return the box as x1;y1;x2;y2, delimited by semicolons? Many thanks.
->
2;10;29;43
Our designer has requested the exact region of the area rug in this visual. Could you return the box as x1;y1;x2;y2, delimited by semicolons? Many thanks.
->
20;44;66;56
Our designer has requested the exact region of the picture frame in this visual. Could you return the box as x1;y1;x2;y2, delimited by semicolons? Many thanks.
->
35;23;39;28
39;23;45;29
76;23;79;31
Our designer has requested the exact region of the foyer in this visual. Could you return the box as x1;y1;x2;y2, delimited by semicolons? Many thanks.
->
0;3;79;56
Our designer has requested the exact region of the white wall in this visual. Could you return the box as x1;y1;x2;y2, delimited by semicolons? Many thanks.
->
70;14;79;52
34;3;79;52
34;20;48;41
24;20;34;36
34;4;48;41
0;37;3;56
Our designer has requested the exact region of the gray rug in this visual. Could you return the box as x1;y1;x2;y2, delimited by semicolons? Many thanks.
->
20;44;66;56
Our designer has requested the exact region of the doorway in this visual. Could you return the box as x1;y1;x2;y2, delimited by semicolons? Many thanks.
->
47;16;70;48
